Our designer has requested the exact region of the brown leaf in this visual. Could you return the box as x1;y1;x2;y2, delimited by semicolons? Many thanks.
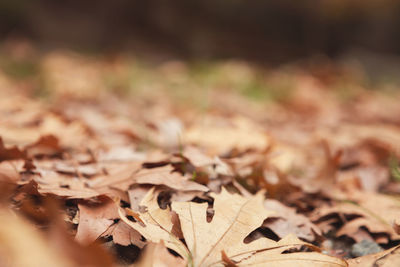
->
25;134;61;157
312;192;400;242
75;197;119;244
87;162;142;190
103;220;145;247
0;137;26;162
264;199;321;242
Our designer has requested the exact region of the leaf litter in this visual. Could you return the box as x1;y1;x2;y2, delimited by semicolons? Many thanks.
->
1;50;400;266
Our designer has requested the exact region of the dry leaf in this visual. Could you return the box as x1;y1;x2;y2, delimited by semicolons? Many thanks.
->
264;199;321;242
118;187;190;259
75;197;119;244
172;188;345;266
0;137;26;162
103;220;145;247
312;192;400;242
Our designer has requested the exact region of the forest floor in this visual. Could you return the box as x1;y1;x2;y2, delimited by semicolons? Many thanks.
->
1;46;400;266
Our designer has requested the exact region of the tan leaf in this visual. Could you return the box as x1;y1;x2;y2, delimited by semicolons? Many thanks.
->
118;187;190;259
172;188;345;267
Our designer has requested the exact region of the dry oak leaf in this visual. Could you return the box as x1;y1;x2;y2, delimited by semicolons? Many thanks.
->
120;188;345;266
75;197;119;244
312;192;400;242
118;187;190;259
348;245;400;267
103;220;145;247
263;199;321;242
172;188;345;267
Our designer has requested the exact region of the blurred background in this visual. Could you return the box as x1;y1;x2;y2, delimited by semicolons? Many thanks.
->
1;0;400;98
2;0;400;60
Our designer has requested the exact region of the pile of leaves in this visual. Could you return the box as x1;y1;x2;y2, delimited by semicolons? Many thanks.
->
1;50;400;266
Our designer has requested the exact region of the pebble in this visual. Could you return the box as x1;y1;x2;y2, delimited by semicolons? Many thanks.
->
350;239;383;257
